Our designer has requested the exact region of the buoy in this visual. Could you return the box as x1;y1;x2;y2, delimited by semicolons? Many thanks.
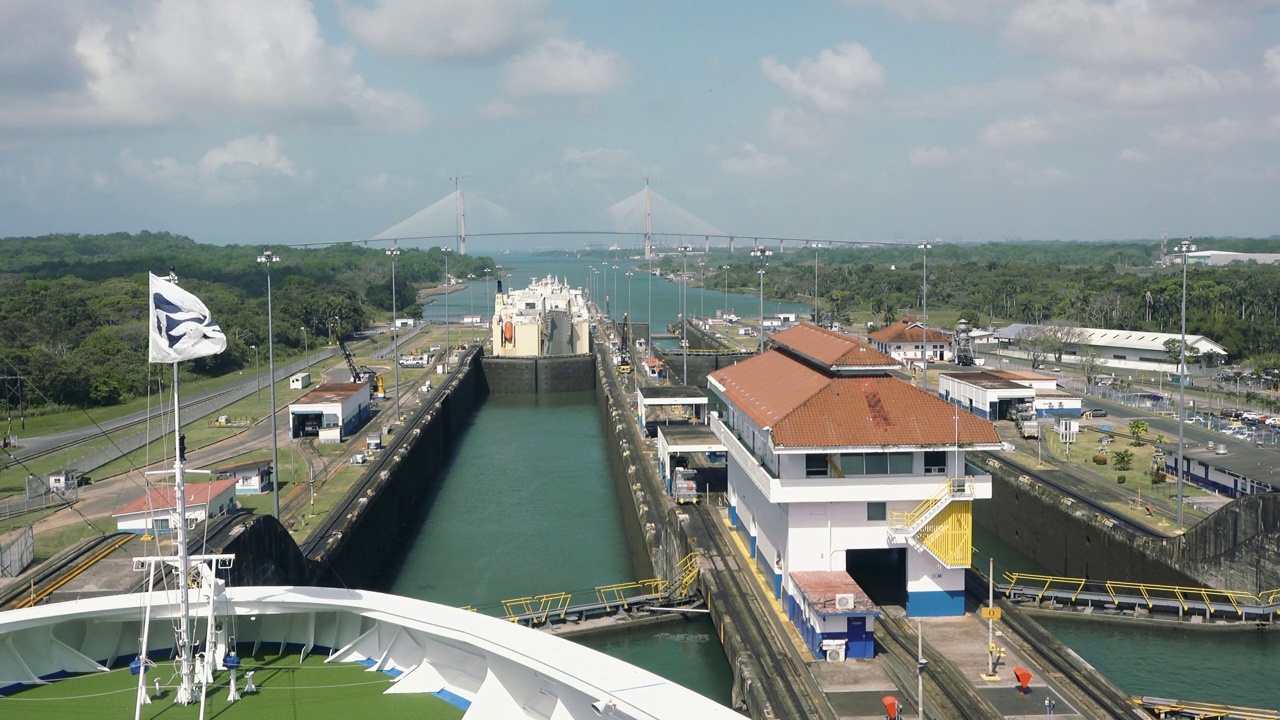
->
1013;666;1032;693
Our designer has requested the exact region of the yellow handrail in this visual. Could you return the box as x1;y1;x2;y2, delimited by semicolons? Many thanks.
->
887;477;972;532
1005;572;1268;614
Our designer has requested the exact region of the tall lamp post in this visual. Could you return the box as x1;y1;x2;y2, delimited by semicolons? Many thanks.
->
250;344;259;401
918;240;932;391
722;264;730;318
677;244;692;384
257;249;281;518
441;248;451;371
612;265;619;323
750;246;772;353
299;327;308;355
625;271;634;346
698;260;706;319
1175;237;1196;532
813;244;820;326
482;267;492;323
387;244;401;421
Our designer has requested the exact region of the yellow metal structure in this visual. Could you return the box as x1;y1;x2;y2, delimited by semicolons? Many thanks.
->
595;579;667;611
670;552;701;600
1003;572;1280;616
887;478;974;569
501;592;572;624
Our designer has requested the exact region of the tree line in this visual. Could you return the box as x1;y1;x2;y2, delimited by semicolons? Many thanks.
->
0;232;495;410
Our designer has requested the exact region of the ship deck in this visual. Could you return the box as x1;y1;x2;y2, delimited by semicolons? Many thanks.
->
0;653;464;720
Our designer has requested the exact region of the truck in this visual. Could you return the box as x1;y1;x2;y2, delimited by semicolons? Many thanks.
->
1014;403;1040;439
672;467;699;505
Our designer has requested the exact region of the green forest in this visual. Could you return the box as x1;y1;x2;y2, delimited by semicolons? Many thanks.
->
0;232;495;410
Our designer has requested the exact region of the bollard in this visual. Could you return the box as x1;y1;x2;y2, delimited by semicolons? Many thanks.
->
1013;666;1032;694
881;695;900;719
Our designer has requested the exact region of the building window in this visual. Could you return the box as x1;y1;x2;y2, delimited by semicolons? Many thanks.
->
924;451;947;475
867;502;886;521
1112;354;1126;360
840;452;913;475
154;518;170;531
805;454;828;477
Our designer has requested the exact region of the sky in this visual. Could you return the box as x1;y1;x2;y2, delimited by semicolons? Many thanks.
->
2;0;1280;250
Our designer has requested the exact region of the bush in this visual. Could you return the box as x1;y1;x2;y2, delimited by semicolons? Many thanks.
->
1117;475;1127;484
1093;454;1108;465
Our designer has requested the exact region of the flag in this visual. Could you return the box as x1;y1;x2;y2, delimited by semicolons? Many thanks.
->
149;273;228;363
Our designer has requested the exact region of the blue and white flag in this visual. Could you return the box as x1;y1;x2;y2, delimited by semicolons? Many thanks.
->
149;273;228;363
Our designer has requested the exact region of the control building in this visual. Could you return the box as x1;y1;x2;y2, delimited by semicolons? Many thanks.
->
707;323;1003;661
289;382;372;443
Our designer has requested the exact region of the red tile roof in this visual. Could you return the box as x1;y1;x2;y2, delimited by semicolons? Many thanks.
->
790;571;877;614
113;478;238;517
294;383;368;405
711;352;1000;449
867;319;951;344
770;323;898;368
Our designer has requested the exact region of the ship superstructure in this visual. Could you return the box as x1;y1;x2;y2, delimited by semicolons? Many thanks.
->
490;275;591;357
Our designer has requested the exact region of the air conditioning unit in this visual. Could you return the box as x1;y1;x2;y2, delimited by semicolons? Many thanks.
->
821;639;847;663
835;593;857;611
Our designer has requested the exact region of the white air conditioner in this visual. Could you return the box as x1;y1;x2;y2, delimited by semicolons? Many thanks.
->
835;593;857;611
821;639;847;663
825;646;845;662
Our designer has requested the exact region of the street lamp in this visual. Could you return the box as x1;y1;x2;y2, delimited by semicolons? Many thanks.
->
722;264;730;319
482;267;492;323
677;244;692;384
698;260;706;319
612;265;619;323
467;273;476;322
918;240;933;391
256;248;282;519
250;344;259;401
387;244;401;421
812;244;820;326
750;246;773;353
299;327;308;355
1175;237;1196;532
625;271;634;348
441;247;451;371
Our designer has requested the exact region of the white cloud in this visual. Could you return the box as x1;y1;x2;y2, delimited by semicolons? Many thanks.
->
479;97;522;119
765;107;839;149
562;146;633;180
1000;159;1068;186
761;43;884;114
1119;148;1150;162
342;0;549;61
720;143;794;177
0;0;424;130
909;146;959;167
1266;45;1280;86
979;115;1058;147
1154;118;1250;152
503;39;628;97
839;0;1017;23
1007;0;1218;67
120;134;298;205
1052;65;1249;108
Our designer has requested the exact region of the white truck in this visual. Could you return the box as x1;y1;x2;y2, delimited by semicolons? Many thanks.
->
1015;403;1040;439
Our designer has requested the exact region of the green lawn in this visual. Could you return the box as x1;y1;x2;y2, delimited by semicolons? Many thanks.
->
0;652;464;720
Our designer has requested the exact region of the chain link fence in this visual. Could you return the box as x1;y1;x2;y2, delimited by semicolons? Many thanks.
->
0;525;34;578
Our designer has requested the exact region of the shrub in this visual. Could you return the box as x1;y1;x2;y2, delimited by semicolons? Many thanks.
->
1093;454;1108;465
1117;475;1127;484
1112;449;1135;471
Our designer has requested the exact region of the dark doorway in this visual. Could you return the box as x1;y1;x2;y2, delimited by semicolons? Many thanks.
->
845;548;906;607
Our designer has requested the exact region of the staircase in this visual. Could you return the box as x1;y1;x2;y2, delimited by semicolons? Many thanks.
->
886;478;975;569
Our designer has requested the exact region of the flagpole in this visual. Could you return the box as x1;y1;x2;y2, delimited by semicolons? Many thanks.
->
172;360;195;704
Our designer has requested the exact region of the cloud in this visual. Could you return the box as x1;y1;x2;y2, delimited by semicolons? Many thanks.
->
503;39;628;97
1052;65;1250;108
1119;148;1149;162
761;43;884;114
1267;45;1280;86
839;0;1017;23
562;146;633;180
766;107;839;149
1153;118;1249;152
1007;0;1218;67
909;146;960;167
0;0;424;130
342;0;549;61
120;134;298;205
720;143;794;177
979;115;1058;147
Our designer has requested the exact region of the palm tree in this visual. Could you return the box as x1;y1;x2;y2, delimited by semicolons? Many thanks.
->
1128;419;1148;445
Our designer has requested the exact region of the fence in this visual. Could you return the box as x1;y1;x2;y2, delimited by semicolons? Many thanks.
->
0;485;74;522
0;525;34;578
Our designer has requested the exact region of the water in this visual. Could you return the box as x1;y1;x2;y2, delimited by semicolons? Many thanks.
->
974;524;1280;708
386;390;735;703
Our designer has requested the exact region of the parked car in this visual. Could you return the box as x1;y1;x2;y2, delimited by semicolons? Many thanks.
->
1085;408;1108;417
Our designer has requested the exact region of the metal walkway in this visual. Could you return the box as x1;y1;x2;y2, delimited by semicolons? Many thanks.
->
1136;696;1280;719
1001;572;1280;621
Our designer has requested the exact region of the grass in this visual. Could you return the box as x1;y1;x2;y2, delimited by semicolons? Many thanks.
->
0;651;464;720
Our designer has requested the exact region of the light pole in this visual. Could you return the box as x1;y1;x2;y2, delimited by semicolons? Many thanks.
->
1175;237;1196;532
467;273;476;322
250;344;259;401
647;253;653;357
387;244;401;421
722;264;730;318
441;247;451;370
813;244;820;326
625;271;634;346
257;248;281;519
918;240;933;391
299;327;308;355
698;260;706;319
612;265;619;323
482;267;491;323
751;246;772;353
677;244;692;384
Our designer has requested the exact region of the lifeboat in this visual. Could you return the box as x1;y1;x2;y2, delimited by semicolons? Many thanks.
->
503;320;514;344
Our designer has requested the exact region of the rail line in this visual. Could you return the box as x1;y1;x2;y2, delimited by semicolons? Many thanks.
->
691;503;833;720
874;612;1002;720
0;532;133;610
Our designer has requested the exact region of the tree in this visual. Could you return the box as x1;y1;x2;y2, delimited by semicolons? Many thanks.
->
1163;338;1201;368
1079;351;1108;386
1040;323;1089;362
1015;326;1054;369
1128;420;1148;444
1112;449;1135;471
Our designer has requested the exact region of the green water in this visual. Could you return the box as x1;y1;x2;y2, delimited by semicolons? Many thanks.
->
975;525;1280;708
386;390;734;703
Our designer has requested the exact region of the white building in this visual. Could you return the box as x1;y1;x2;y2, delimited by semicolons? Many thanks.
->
866;318;953;365
112;478;238;534
994;324;1228;373
707;323;1004;660
46;469;79;494
213;458;273;495
289;372;311;390
1165;443;1279;498
938;370;1082;419
289;382;372;443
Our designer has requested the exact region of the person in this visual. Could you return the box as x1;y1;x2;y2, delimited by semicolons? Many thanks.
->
1044;696;1055;716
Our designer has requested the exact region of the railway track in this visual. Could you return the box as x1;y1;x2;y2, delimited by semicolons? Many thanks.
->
873;612;1003;719
0;532;134;609
692;503;833;720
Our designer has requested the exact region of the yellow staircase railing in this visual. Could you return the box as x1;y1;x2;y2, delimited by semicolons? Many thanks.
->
501;592;572;624
595;578;667;611
886;478;975;570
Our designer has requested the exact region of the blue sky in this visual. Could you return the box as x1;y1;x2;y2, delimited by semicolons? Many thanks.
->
3;0;1279;250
